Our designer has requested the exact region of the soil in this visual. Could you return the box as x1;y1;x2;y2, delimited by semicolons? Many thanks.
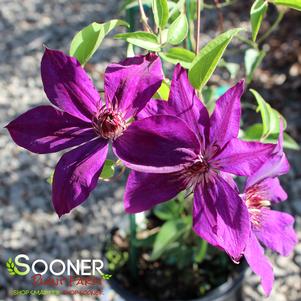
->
105;217;245;300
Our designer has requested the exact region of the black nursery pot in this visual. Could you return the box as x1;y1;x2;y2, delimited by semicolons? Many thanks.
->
107;269;245;301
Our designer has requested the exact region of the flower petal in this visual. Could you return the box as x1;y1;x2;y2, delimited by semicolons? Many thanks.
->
52;138;108;217
246;125;290;188
124;171;186;213
104;53;163;119
247;177;287;203
167;65;209;142
193;176;250;260
209;81;244;148
136;98;173;119
6;105;96;154
244;232;274;296
254;210;297;256
138;65;209;146
113;115;200;173
41;48;101;122
213;138;274;176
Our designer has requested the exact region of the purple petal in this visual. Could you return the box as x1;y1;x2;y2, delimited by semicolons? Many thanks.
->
52;138;108;217
254;210;297;256
219;171;239;192
244;232;274;296
193;176;250;260
246;125;290;187
124;171;186;213
104;53;163;119
167;64;209;143
138;65;209;147
213;138;274;176
6;105;96;154
247;177;287;203
41;48;101;122
136;98;173;119
209;81;244;148
113;115;200;173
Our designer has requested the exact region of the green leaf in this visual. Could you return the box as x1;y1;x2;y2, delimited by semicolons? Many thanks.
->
282;133;300;150
169;0;186;20
194;239;208;264
167;13;188;45
47;171;54;185
100;160;115;180
114;31;161;51
272;0;301;10
133;233;157;247
151;217;192;260
188;28;243;89
243;123;300;150
159;47;195;68
250;89;283;137
219;59;240;79
153;199;182;220
154;80;170;100
250;0;268;42
244;48;266;84
127;43;135;57
153;0;169;30
243;123;263;140
70;20;129;65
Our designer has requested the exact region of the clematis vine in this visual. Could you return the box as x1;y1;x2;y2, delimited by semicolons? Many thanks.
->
115;64;275;260
6;48;164;217
242;125;297;296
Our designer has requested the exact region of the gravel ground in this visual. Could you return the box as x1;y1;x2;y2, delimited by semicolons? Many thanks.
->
0;1;300;301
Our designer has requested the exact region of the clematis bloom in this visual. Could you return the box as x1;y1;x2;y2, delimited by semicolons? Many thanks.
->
116;65;275;260
242;125;297;296
6;48;165;217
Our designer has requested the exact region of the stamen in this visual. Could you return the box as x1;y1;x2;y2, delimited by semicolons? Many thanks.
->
180;155;215;189
93;106;126;140
245;185;271;229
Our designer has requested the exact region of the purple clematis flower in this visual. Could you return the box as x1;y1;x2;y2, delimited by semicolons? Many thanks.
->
115;64;275;260
242;126;297;296
6;48;165;217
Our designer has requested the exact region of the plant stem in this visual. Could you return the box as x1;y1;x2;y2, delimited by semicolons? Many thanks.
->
185;0;193;51
214;0;224;32
129;214;138;281
237;35;258;50
257;10;285;44
195;0;201;55
138;0;152;32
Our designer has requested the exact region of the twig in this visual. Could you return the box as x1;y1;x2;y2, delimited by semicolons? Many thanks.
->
138;0;152;32
195;0;201;55
214;0;224;32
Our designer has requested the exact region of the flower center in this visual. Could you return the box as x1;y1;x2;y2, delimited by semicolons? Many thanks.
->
93;107;126;140
182;155;211;188
245;185;271;229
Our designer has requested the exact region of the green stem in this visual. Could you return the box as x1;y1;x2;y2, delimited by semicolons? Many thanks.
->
129;214;138;281
257;10;285;44
137;0;152;32
236;35;258;49
195;0;201;55
186;0;193;51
